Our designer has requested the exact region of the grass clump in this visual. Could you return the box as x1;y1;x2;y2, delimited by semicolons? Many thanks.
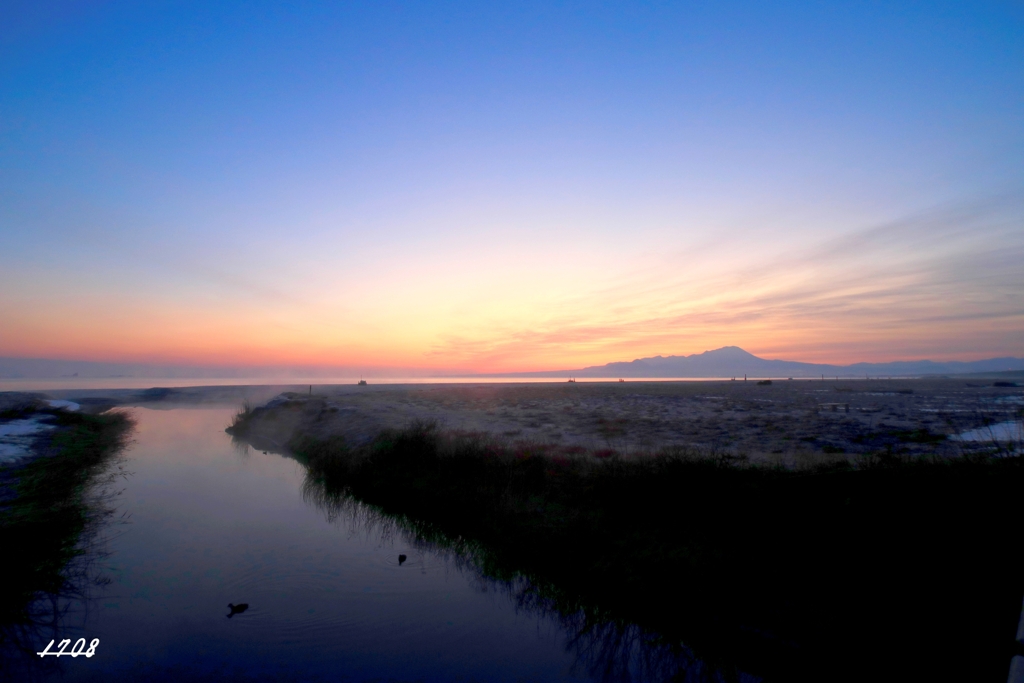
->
228;399;255;436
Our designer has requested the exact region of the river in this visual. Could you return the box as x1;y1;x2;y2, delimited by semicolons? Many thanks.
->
12;407;625;682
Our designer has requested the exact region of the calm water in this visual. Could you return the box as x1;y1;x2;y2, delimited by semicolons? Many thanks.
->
16;407;610;682
0;377;749;392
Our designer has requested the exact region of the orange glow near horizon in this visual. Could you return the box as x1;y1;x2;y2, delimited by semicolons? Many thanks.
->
3;197;1021;373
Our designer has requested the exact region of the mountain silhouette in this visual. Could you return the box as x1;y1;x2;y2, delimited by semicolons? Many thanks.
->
509;346;1024;378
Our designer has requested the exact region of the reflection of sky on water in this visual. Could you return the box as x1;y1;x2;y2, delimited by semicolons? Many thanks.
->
954;421;1023;443
16;407;605;682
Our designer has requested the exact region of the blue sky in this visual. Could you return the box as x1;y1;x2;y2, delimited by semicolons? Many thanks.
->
1;1;1021;370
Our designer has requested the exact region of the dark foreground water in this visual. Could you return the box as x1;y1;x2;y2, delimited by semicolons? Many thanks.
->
10;407;668;683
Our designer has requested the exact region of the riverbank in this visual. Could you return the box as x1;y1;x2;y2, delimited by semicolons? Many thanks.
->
0;405;134;640
229;385;1024;682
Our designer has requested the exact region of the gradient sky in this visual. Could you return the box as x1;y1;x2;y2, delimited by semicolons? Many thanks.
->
1;1;1022;373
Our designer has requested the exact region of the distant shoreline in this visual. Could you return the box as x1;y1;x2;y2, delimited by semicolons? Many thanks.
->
4;372;1022;394
2;346;1023;388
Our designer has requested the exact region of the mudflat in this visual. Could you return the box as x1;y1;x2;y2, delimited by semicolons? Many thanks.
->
221;378;1022;462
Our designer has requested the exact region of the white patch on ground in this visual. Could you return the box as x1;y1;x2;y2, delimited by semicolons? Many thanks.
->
46;399;81;411
953;421;1023;443
0;416;56;465
919;408;1006;413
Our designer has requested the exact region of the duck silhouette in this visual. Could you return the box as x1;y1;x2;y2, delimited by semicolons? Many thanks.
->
398;554;407;566
227;603;249;618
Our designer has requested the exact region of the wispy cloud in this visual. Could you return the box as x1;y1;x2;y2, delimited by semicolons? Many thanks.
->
429;194;1024;369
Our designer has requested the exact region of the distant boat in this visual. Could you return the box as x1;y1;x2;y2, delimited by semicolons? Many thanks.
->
357;379;367;386
618;378;624;382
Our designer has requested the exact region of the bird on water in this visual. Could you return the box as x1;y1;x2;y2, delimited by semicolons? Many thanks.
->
227;603;249;618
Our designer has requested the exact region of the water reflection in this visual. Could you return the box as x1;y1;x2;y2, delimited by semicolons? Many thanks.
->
508;584;728;683
954;419;1023;444
298;462;757;683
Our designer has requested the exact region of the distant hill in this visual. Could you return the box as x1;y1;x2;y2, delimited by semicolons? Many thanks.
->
2;347;1023;381
507;346;1024;379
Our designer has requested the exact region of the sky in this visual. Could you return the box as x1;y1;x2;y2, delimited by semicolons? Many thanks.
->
1;1;1022;373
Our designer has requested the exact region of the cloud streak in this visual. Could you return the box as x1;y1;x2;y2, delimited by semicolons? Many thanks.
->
427;194;1024;369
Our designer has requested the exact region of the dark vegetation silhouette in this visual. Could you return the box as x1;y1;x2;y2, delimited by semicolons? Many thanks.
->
0;408;134;678
236;416;1024;683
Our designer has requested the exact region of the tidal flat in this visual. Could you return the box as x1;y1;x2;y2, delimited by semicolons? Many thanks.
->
219;377;1023;461
4;379;1022;682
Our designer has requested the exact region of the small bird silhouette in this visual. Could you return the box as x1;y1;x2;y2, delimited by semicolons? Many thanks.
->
398;554;407;566
227;603;249;618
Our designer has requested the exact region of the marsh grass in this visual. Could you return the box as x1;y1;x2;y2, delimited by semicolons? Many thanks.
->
228;399;255;435
270;417;1024;682
0;409;134;667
